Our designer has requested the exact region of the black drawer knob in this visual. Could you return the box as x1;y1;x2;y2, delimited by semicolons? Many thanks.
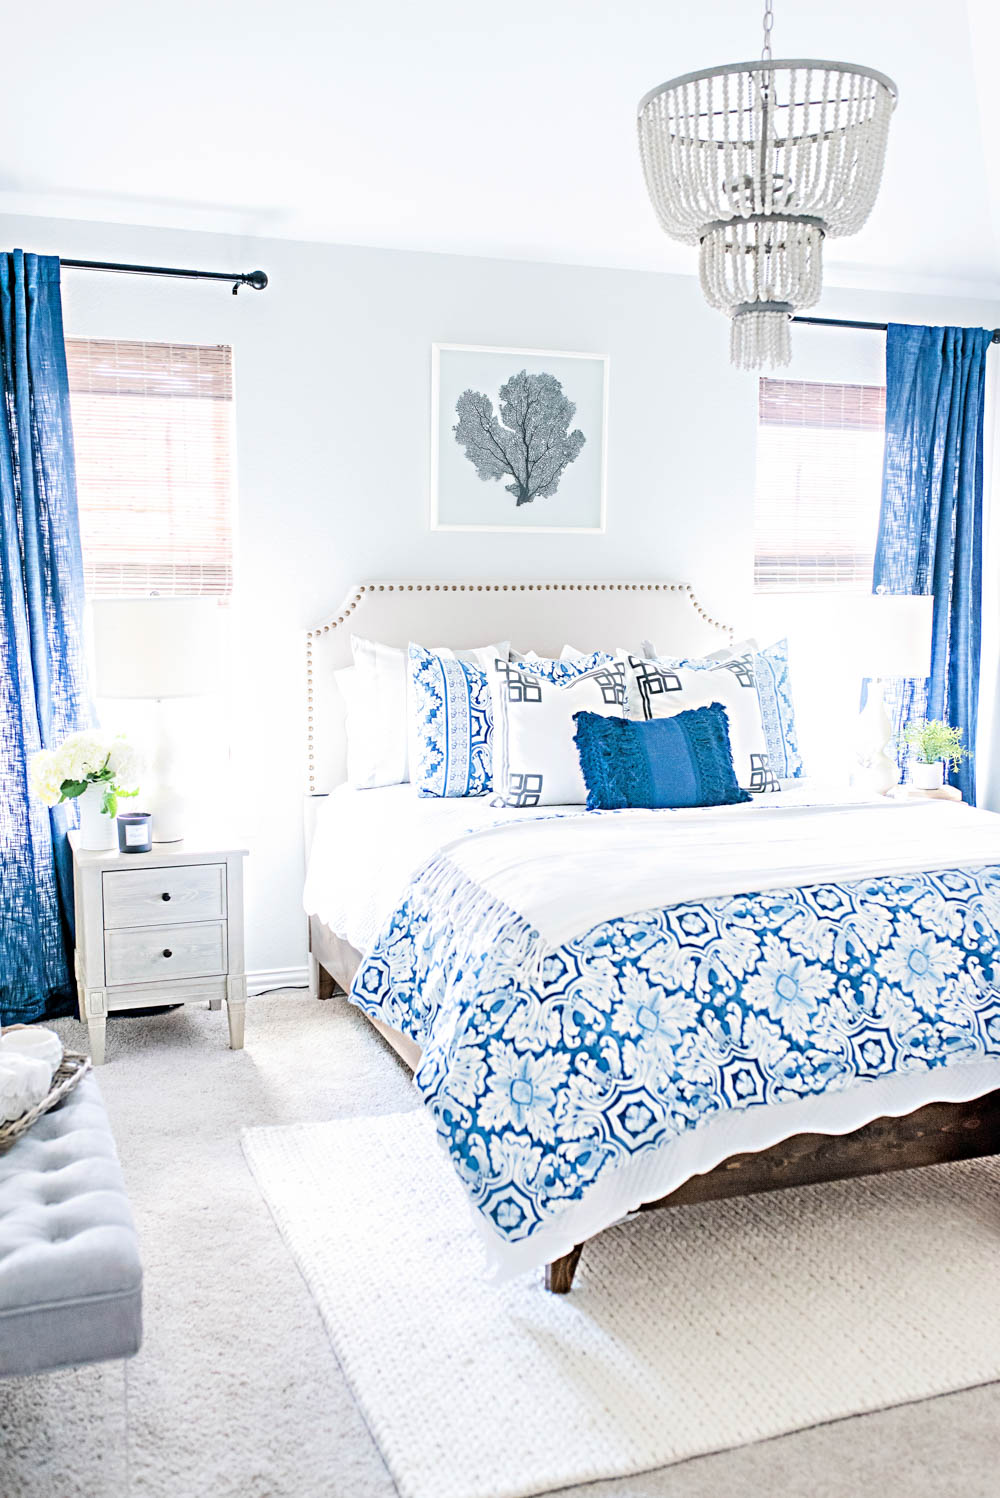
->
161;892;171;902
162;949;173;959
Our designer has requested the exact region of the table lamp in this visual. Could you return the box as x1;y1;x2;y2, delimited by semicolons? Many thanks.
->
852;594;934;793
90;599;224;842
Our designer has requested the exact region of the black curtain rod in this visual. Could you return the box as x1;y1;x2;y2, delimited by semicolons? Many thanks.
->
59;258;268;296
793;313;1000;345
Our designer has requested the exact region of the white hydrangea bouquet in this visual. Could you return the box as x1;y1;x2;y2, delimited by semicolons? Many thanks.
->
30;731;142;850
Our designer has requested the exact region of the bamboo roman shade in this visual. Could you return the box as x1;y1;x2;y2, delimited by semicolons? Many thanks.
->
754;378;886;593
66;339;234;599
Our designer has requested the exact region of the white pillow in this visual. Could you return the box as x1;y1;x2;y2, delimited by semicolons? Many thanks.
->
618;651;778;794
344;637;411;788
345;635;508;789
333;666;369;788
490;659;627;806
560;642;652;662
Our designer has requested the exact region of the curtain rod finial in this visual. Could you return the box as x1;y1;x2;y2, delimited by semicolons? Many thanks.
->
236;269;268;294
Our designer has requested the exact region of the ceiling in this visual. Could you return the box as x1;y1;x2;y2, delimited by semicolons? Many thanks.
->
3;0;998;297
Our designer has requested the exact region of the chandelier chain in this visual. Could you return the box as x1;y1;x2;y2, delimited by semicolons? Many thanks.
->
761;0;774;62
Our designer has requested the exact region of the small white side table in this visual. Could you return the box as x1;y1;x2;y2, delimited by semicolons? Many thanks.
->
69;831;248;1065
888;785;963;804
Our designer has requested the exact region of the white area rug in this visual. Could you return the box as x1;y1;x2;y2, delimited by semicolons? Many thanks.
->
243;1108;1000;1498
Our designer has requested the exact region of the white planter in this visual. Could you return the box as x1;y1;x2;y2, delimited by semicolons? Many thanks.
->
77;782;117;851
0;1025;62;1075
0;1053;52;1122
911;760;945;791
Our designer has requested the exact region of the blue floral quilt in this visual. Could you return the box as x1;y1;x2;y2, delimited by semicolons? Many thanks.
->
351;852;1000;1248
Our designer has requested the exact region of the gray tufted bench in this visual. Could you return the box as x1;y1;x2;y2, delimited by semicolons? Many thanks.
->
0;1074;142;1377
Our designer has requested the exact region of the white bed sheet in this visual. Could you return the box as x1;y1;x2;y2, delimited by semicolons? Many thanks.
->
305;784;1000;1274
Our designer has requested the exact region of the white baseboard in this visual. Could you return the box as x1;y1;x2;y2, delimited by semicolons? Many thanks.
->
247;966;310;994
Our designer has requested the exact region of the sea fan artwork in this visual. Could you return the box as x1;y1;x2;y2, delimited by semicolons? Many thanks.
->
453;370;585;507
432;344;607;533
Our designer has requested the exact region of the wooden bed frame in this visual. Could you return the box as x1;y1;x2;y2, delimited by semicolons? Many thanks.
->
308;915;1000;1293
305;581;1000;1292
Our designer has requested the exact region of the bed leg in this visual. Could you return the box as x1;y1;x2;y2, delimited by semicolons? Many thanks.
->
545;1244;583;1294
309;954;336;1001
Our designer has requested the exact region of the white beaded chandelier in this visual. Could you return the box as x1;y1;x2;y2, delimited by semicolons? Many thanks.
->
637;1;897;369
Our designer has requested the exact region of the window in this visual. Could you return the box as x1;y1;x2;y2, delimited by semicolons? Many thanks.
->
753;378;886;592
66;339;235;599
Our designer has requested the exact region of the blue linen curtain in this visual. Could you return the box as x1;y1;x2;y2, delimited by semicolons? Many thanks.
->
0;251;90;1023
873;323;992;804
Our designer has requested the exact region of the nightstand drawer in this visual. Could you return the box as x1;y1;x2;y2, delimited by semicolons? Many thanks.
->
103;864;226;928
104;921;228;985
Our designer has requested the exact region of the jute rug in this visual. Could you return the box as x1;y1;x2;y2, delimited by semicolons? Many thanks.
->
243;1109;1000;1498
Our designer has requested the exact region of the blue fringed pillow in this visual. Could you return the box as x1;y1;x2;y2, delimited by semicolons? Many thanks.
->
573;703;751;811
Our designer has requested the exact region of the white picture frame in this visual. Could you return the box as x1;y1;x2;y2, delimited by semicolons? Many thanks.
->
431;343;608;533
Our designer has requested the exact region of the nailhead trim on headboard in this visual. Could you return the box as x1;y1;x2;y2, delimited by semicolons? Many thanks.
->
305;581;734;789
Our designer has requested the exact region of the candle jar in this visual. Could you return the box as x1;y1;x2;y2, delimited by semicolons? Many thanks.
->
117;811;153;854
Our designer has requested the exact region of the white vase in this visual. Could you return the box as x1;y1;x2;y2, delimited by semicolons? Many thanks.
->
854;681;899;794
77;782;117;851
911;760;945;791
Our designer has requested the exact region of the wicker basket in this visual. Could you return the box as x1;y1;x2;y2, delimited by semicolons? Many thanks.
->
0;1026;92;1157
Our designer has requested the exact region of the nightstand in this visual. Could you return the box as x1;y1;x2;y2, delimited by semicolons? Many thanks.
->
69;831;248;1064
889;785;963;803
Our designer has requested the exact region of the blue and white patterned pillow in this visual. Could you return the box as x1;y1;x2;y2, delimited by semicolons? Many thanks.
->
752;638;804;779
408;645;495;798
513;650;616;682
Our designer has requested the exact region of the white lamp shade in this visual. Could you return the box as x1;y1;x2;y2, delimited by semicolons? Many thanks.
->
855;594;934;680
90;599;224;699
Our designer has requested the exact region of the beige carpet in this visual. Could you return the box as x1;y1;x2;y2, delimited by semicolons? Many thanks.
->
1;991;999;1498
244;1107;1000;1498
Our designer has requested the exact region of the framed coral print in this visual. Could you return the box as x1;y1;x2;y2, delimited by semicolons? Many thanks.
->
431;343;608;533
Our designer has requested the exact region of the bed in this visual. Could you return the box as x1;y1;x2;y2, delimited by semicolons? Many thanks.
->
305;581;1000;1290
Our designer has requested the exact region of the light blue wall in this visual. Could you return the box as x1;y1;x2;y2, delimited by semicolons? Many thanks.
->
2;211;997;970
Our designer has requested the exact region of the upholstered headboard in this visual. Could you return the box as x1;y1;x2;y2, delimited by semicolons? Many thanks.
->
306;580;734;794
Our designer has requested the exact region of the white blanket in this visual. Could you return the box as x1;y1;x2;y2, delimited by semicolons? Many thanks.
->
304;784;553;954
443;797;1000;950
304;782;981;957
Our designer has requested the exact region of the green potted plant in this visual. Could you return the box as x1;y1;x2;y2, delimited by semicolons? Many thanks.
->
901;718;968;792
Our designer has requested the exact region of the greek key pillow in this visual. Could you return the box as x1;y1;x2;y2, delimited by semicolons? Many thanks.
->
647;635;804;781
619;650;779;794
491;659;628;806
